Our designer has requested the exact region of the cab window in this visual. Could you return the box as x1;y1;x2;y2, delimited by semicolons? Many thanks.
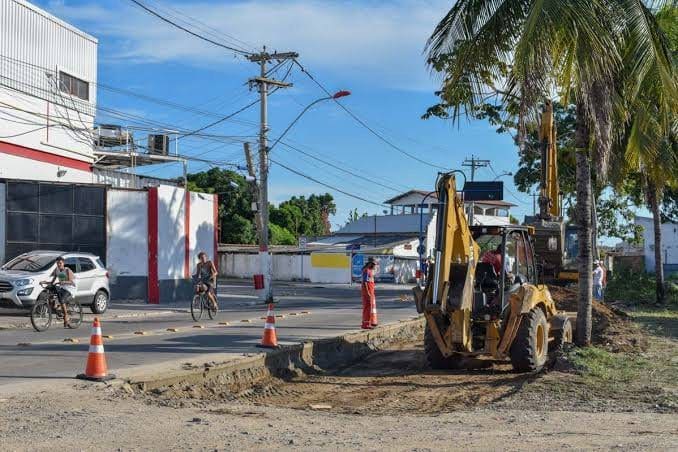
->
507;232;529;283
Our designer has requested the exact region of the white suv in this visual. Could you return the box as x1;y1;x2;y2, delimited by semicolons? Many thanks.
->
0;251;110;314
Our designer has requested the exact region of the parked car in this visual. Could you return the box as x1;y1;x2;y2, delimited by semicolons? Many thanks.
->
0;251;110;314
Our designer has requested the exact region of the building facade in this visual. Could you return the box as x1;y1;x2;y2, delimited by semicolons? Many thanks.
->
636;216;678;275
0;0;217;302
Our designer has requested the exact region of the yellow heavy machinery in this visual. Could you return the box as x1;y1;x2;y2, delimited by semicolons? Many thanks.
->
524;100;579;282
413;171;572;372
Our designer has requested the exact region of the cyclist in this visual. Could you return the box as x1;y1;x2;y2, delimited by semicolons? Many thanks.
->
194;252;218;311
41;256;75;327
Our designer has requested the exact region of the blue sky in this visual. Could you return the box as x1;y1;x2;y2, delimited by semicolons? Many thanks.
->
39;0;534;229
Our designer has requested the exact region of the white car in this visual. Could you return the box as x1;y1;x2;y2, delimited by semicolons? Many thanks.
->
0;251;110;314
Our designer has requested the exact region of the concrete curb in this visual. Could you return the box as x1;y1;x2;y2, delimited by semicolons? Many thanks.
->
125;317;425;392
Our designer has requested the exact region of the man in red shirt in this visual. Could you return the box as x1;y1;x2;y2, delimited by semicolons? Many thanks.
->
481;245;503;275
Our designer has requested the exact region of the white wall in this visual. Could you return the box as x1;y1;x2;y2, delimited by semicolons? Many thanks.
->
219;253;311;281
189;192;216;263
157;185;186;280
638;216;678;272
309;253;351;284
0;0;98;162
0;152;93;183
106;189;148;280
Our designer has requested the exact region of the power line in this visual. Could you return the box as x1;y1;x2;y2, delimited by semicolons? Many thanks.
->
127;0;252;56
292;59;450;171
269;157;387;207
487;163;530;205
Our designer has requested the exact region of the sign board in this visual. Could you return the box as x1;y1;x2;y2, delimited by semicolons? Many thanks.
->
346;244;361;251
298;236;308;250
351;254;364;280
463;181;504;201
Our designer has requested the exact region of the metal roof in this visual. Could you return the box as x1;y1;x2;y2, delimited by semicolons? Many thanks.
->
336;213;435;235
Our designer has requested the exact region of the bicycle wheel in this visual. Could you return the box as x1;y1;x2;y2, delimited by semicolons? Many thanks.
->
207;296;218;320
190;294;203;321
30;300;52;332
66;301;83;329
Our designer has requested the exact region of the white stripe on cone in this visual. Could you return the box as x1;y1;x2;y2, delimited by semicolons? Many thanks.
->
92;327;102;335
264;323;275;330
89;345;105;354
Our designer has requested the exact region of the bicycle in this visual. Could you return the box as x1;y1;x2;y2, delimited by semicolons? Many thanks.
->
190;282;218;322
30;282;83;332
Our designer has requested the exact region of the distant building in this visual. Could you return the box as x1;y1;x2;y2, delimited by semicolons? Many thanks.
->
636;216;678;275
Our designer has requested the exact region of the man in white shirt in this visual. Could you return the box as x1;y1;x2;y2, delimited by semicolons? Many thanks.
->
593;260;605;300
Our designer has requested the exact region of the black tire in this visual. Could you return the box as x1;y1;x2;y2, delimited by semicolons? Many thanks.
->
30;296;52;332
424;320;466;370
90;290;109;314
549;315;573;359
66;301;83;329
190;294;203;322
510;307;549;372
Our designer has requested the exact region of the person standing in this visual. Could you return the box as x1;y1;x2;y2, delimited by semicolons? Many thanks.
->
361;257;377;329
593;260;605;301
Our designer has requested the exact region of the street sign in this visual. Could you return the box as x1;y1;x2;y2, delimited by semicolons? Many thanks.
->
351;254;364;280
298;236;308;250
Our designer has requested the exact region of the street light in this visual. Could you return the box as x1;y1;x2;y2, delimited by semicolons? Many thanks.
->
268;90;351;153
493;171;513;181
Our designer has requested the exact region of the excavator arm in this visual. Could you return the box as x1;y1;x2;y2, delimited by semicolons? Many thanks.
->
415;172;479;353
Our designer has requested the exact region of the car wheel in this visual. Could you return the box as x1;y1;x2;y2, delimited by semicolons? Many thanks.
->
91;290;109;314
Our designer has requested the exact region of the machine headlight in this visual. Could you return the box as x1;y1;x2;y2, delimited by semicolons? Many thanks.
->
15;278;34;287
17;288;33;296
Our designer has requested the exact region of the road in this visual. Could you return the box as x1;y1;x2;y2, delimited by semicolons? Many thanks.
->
0;280;416;389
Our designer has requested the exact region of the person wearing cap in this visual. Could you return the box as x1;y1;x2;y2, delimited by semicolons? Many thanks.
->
593;260;605;301
360;257;377;329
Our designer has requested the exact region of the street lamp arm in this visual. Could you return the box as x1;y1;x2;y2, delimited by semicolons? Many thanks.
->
267;90;350;154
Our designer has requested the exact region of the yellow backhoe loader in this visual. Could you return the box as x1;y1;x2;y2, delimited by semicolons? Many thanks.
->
413;172;572;372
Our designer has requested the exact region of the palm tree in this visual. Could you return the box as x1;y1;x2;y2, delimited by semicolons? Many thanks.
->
426;1;675;345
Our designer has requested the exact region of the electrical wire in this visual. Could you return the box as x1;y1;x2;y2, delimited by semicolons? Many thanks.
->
487;163;531;205
269;156;388;207
127;0;252;56
292;59;451;171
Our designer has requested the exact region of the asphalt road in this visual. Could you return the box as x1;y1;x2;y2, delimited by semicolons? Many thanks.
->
0;280;416;389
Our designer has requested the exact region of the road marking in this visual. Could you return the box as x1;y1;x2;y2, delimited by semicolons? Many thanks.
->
241;319;252;323
218;322;230;326
17;342;31;346
103;335;114;339
166;328;179;332
193;325;205;329
301;311;311;315
289;312;299;316
276;315;286;319
134;331;148;335
63;338;79;343
260;316;267;320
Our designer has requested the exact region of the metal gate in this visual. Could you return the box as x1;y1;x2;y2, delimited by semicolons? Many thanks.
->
4;181;106;262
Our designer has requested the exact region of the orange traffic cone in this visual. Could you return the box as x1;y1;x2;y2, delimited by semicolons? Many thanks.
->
256;303;278;349
77;318;115;381
370;296;378;327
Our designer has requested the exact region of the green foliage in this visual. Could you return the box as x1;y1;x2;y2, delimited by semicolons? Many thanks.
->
606;269;678;305
346;208;368;225
187;168;336;244
269;223;296;246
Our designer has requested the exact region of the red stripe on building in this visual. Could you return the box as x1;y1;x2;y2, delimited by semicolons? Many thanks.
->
147;187;160;304
213;194;219;272
184;190;191;279
0;140;92;173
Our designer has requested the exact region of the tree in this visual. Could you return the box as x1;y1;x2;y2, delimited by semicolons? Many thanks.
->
425;1;674;345
269;223;296;246
346;208;368;225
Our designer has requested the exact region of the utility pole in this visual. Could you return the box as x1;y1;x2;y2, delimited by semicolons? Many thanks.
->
462;155;490;226
531;191;538;216
243;142;262;240
248;48;298;304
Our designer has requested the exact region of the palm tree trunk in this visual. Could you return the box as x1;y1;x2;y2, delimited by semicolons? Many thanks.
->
647;183;666;304
575;102;593;346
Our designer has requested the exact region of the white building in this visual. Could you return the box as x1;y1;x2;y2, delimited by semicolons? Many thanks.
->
636;216;678;275
0;0;217;302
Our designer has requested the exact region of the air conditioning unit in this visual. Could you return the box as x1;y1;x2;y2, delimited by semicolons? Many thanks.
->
96;124;131;147
148;134;170;155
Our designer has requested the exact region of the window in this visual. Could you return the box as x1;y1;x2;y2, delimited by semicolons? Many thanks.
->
64;257;78;273
78;258;96;272
59;71;89;101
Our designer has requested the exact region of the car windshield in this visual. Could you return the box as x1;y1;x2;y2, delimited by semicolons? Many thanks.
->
1;254;58;273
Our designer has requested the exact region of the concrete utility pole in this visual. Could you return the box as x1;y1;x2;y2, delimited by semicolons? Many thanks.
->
248;48;298;303
462;155;490;226
243;142;262;240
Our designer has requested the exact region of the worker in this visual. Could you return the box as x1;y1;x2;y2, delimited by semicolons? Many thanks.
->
481;245;503;275
593;260;605;301
361;257;377;329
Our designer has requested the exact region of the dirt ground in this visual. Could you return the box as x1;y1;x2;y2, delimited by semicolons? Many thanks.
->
1;286;676;450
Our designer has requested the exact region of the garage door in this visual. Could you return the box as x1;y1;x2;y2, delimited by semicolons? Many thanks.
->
4;181;106;262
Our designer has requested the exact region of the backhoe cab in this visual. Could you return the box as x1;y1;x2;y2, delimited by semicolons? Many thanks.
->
412;172;572;372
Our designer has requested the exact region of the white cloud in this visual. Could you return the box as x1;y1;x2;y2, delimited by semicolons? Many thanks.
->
47;0;450;90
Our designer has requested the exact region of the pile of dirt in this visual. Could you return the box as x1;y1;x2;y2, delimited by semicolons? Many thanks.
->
548;285;647;352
